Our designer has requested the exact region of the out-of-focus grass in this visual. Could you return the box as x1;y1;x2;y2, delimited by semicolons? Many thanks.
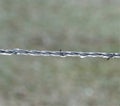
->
0;0;120;106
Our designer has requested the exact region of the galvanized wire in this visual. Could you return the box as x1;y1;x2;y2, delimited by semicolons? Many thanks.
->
0;48;119;59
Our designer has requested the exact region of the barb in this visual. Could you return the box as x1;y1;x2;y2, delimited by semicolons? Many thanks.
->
0;48;119;59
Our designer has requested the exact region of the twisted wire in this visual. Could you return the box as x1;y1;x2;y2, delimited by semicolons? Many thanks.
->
0;48;119;59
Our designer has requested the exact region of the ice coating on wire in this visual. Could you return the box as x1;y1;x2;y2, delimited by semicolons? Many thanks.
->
0;48;119;59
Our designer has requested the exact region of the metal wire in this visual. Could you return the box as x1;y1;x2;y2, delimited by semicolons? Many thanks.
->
0;48;119;59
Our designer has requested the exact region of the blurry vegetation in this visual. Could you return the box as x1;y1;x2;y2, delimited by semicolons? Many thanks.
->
0;0;119;106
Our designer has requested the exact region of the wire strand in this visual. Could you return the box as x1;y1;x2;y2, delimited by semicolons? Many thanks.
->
0;48;119;59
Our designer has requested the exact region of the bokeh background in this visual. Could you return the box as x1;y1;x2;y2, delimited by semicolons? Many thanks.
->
0;0;120;106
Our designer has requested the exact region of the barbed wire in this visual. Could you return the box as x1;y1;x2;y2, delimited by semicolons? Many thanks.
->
0;48;119;59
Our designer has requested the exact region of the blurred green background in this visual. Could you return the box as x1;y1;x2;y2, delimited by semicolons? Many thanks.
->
0;0;120;106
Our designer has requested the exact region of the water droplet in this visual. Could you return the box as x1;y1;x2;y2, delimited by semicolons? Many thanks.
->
80;56;86;58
